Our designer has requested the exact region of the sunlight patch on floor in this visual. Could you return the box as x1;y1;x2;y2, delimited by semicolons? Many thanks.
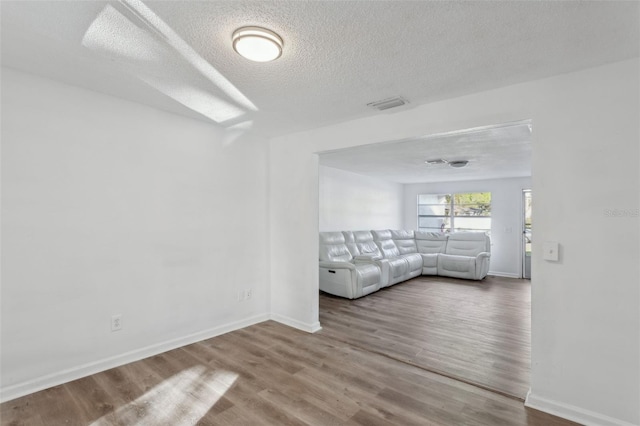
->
90;366;238;425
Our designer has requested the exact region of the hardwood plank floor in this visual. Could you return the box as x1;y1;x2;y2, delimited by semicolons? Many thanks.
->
2;281;577;425
319;275;531;400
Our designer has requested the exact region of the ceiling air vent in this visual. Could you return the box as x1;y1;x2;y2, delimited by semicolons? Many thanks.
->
425;159;447;165
367;96;408;111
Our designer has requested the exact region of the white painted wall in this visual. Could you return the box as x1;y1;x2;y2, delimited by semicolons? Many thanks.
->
319;165;403;232
269;59;639;425
404;177;532;278
1;69;270;400
269;139;320;332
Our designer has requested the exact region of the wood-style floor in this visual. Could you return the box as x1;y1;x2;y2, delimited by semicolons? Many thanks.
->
1;278;578;425
320;275;531;399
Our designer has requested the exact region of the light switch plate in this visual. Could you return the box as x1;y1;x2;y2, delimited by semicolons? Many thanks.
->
543;241;559;261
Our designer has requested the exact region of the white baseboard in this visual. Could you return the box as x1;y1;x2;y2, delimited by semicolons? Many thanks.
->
0;313;270;403
488;271;521;278
270;313;322;333
525;389;637;426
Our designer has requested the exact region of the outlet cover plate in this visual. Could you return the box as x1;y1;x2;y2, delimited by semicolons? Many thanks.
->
111;314;122;331
543;241;559;261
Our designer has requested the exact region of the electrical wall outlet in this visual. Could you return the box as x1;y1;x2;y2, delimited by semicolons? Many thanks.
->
111;314;122;332
237;288;253;302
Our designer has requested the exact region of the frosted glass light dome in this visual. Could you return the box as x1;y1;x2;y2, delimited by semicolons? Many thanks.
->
232;27;283;62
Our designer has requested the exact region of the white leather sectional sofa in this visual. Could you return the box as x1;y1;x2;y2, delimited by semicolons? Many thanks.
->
319;229;491;299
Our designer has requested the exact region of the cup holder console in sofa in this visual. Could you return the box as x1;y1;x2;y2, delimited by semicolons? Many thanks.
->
319;229;491;299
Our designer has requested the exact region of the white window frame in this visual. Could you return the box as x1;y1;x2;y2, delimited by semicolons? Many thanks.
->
418;192;491;233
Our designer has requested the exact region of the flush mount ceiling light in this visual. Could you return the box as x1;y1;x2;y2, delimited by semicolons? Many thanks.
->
424;159;469;168
232;26;283;62
448;160;469;168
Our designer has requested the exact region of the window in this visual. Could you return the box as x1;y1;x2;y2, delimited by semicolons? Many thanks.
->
418;192;491;233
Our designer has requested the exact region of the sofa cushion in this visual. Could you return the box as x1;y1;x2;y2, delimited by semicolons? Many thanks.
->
394;239;417;255
355;263;381;288
415;231;447;240
401;253;423;272
387;257;409;279
415;231;448;254
372;229;393;241
320;231;346;245
437;253;478;279
445;232;490;257
354;230;375;243
390;230;418;255
319;244;352;262
352;231;383;258
377;238;400;258
342;231;360;257
319;232;352;262
438;254;476;272
358;241;382;257
420;253;439;268
390;229;415;240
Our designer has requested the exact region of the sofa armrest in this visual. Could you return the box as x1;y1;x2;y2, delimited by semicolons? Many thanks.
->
475;252;490;279
371;258;390;287
319;261;355;270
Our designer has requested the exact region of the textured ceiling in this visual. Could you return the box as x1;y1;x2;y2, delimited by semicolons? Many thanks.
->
1;1;638;137
319;121;532;184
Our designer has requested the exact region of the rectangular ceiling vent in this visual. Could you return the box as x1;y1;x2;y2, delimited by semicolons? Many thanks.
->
367;96;408;111
425;159;447;165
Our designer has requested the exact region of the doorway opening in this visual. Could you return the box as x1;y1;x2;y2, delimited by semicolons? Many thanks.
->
316;119;533;399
